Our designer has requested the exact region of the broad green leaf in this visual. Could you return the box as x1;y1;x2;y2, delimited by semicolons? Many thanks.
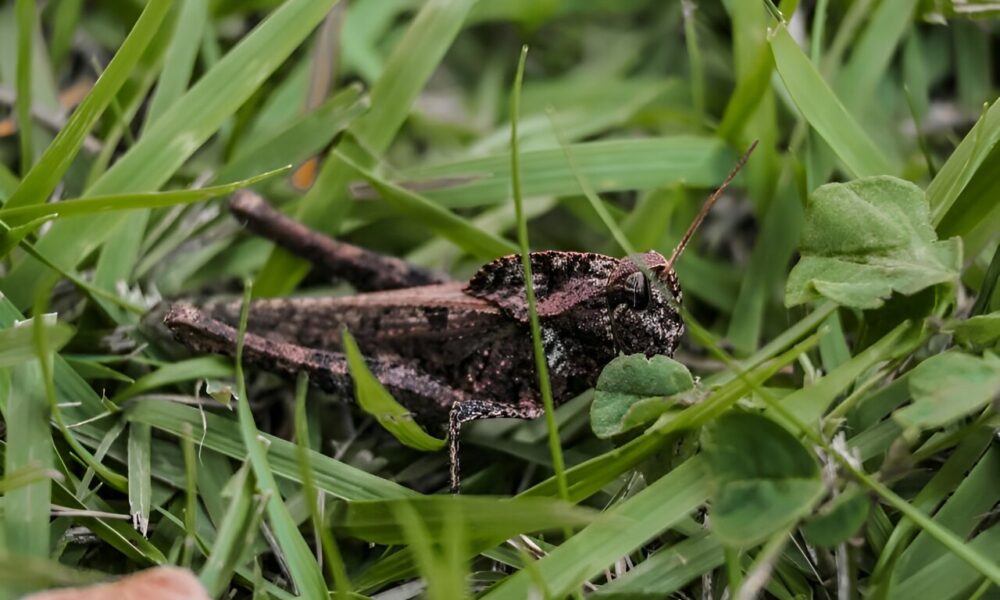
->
0;318;73;368
332;496;595;545
590;354;694;439
342;328;446;451
769;23;893;178
703;411;824;547
950;313;1000;348
801;488;871;547
785;176;961;309
894;352;1000;431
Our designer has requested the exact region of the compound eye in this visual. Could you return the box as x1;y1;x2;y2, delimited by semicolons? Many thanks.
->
624;271;650;309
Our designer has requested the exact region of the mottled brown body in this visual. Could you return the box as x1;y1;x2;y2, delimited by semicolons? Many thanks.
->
165;141;755;491
164;191;685;490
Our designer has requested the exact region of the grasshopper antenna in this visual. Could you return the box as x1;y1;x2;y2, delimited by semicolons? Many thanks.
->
665;140;759;271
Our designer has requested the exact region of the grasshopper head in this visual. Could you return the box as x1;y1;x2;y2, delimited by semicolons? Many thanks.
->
605;251;684;357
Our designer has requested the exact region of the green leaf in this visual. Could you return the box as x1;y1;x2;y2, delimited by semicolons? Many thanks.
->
785;176;962;309
590;354;694;439
333;496;595;545
801;488;871;547
342;328;446;451
703;411;824;547
950;313;1000;349
894;352;1000;431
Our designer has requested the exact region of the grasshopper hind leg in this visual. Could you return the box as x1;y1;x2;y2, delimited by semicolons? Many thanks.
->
447;400;542;493
229;190;449;292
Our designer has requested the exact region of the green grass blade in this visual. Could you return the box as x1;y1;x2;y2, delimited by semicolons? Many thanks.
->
232;282;327;597
14;0;34;175
341;329;446;451
401;136;734;209
2;0;341;307
2;360;52;560
256;0;479;294
293;373;351;596
126;398;416;501
111;356;233;403
769;22;893;178
143;0;208;131
127;422;153;537
483;457;711;599
334;149;517;258
0;167;288;223
3;0;173;214
510;46;570;504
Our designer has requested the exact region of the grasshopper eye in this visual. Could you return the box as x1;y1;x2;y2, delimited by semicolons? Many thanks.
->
624;271;650;309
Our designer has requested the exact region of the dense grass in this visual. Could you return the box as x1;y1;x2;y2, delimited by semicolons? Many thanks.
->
1;1;999;598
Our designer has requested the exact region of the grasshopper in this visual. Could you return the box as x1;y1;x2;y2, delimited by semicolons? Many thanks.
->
165;142;756;491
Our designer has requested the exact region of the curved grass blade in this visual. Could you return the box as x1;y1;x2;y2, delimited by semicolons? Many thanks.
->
2;0;173;215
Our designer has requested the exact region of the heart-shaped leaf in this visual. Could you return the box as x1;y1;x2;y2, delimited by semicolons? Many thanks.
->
590;354;694;439
785;176;961;309
894;351;1000;432
703;411;824;547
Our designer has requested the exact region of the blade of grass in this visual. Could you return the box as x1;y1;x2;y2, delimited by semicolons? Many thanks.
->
3;0;173;214
234;281;331;596
769;21;893;178
483;456;711;599
255;0;479;295
127;422;152;537
110;356;234;404
181;424;198;567
511;46;569;505
0;167;289;223
143;0;208;131
199;464;265;597
2;0;341;308
398;136;734;209
334;149;517;259
126;398;416;501
14;0;34;175
294;373;351;595
2;358;52;560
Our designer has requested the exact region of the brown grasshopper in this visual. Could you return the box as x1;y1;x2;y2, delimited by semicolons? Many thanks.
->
164;142;756;491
